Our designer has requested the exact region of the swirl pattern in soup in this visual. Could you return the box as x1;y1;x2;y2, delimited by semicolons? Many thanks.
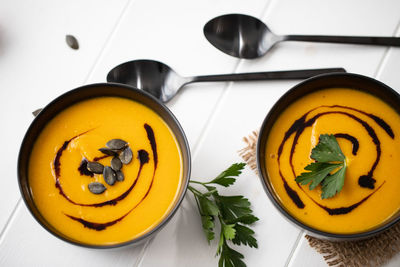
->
28;97;183;245
265;88;400;234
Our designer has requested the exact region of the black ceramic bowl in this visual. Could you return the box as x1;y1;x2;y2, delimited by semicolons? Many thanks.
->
257;73;400;240
18;83;191;248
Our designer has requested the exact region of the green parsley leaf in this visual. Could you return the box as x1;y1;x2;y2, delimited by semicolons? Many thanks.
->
295;162;341;190
226;215;259;225
321;165;347;199
311;134;345;162
295;134;347;199
198;195;219;216
216;195;252;221
201;215;215;242
188;163;258;267
209;163;246;187
222;224;236;240
232;224;258;248
218;242;246;267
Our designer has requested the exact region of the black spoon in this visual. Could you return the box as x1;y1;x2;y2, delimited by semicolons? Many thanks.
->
204;14;400;59
107;59;345;103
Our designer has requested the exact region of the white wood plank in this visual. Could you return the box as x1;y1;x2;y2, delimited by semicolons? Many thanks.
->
0;0;130;234
287;233;326;267
85;0;272;149
240;0;400;76
142;78;307;267
85;0;274;266
0;202;145;266
143;0;400;266
277;0;400;266
2;0;400;266
0;0;145;265
377;44;400;92
0;0;271;266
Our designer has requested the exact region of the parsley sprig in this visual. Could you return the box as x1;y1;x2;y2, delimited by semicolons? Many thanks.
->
188;163;258;267
295;134;347;199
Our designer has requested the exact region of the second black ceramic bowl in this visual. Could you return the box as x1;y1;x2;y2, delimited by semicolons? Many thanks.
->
17;83;191;248
257;73;400;240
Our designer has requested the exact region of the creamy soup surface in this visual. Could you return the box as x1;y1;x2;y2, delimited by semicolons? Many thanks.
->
29;97;183;245
266;88;400;234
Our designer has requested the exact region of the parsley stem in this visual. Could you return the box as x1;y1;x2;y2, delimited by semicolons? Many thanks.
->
216;215;226;255
193;194;203;216
204;189;218;195
188;186;206;217
188;185;203;197
190;181;213;192
189;180;205;185
187;163;257;267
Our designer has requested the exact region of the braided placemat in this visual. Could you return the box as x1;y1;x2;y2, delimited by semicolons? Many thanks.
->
238;131;400;267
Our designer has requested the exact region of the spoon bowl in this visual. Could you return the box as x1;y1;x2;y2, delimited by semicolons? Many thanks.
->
204;14;281;58
107;60;188;103
204;14;400;59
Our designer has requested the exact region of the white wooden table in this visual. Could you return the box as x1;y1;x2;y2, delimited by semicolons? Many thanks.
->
1;0;400;266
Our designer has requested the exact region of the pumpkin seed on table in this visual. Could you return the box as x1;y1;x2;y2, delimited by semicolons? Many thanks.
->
32;108;43;117
119;146;133;165
86;162;104;174
111;157;122;171
106;139;127;150
65;34;79;50
88;182;106;194
116;171;124;182
99;147;118;156
103;166;117;185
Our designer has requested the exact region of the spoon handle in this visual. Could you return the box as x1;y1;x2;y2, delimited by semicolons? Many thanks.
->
285;35;400;46
189;68;346;83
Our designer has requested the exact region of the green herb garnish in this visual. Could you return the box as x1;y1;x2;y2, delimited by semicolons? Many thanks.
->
189;163;258;267
295;134;347;199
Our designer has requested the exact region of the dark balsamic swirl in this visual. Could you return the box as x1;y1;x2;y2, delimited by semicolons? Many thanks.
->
143;123;158;198
54;129;93;202
327;105;394;138
334;133;359;156
54;124;159;230
65;213;128;231
64;150;150;231
145;123;158;168
312;182;386;215
277;105;394;215
54;141;148;207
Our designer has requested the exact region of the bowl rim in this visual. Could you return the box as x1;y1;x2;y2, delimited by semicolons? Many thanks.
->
256;72;400;240
17;82;191;248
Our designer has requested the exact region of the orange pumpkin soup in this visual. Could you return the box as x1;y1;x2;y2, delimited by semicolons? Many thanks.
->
28;97;183;245
266;88;400;234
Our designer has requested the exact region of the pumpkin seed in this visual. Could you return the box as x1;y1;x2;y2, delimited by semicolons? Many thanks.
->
116;171;124;182
66;34;79;50
103;166;116;185
87;162;104;174
99;147;118;156
78;159;94;177
111;157;122;171
32;108;43;117
106;139;127;150
88;182;106;194
119;146;133;164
